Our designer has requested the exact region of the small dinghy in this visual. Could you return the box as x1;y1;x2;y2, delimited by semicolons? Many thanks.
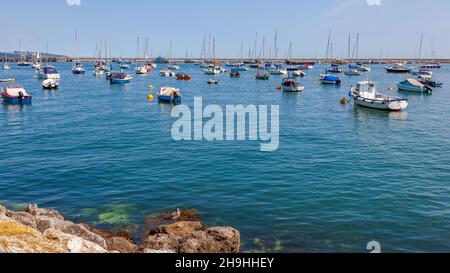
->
292;70;306;77
157;87;181;103
412;69;433;80
0;78;15;83
207;79;219;85
175;72;191;80
320;74;341;85
1;85;32;104
229;68;241;78
397;78;432;93
282;77;304;92
42;79;59;90
350;81;408;111
419;79;443;88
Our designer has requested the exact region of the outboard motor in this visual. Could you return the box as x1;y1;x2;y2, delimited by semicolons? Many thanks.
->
18;91;24;104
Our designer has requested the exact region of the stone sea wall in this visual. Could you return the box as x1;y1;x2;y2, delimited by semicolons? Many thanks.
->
0;204;240;253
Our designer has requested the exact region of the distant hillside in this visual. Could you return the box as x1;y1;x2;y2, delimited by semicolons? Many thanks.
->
0;51;70;61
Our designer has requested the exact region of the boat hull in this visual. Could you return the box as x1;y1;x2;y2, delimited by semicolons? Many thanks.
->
353;96;408;111
386;68;411;73
158;96;181;103
1;93;32;105
110;79;131;84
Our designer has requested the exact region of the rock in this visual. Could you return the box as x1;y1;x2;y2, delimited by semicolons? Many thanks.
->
0;218;67;253
35;216;107;249
106;237;138;253
142;248;176;253
140;233;182;252
148;221;204;238
5;211;37;229
178;228;240;253
43;228;108;253
79;223;135;244
0;204;6;217
24;204;64;221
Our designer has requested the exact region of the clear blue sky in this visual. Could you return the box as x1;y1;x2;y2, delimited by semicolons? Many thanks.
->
2;0;450;58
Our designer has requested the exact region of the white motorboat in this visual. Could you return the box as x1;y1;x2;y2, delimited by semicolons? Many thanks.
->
292;70;306;77
204;67;220;75
42;79;59;90
350;81;408;111
159;68;176;77
270;67;288;76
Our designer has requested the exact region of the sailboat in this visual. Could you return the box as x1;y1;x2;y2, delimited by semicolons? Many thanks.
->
31;52;42;69
135;37;152;74
344;34;361;76
72;31;86;74
17;40;31;67
2;52;10;70
320;31;342;85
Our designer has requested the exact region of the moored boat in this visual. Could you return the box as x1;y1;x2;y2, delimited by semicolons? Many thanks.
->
229;68;241;78
282;77;304;92
72;62;86;74
320;74;341;85
344;69;361;76
292;70;306;77
175;72;191;80
42;79;59;90
349;81;408;111
159;68;176;77
385;63;412;73
157;87;181;103
326;64;343;74
109;71;132;84
397;78;432;93
37;66;60;80
419;79;443;88
1;85;32;104
207;79;219;85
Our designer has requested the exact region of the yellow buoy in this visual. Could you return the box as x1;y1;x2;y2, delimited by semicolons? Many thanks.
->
147;94;154;100
148;85;154;90
340;98;349;105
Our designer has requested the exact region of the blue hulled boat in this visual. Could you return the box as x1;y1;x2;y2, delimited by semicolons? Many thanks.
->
1;85;32;104
320;74;341;85
109;72;132;84
157;87;181;104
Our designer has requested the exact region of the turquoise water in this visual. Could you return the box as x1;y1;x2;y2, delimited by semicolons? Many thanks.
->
1;63;450;253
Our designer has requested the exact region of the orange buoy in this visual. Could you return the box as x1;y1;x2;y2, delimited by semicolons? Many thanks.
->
276;86;282;90
387;86;393;91
340;98;349;105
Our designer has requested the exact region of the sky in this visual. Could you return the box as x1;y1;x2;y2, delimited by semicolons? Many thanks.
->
2;0;450;58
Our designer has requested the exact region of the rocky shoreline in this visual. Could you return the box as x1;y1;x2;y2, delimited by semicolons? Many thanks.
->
0;203;240;253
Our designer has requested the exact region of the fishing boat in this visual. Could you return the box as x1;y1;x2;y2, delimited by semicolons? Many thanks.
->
385;63;412;73
109;71;132;84
270;67;288;76
281;77;304;92
349;81;408;111
175;72;191;80
229;68;241;78
397;78;432;93
1;85;32;104
326;64;343;74
17;61;31;67
157;87;181;103
37;66;60;80
135;65;152;74
291;70;306;77
320;74;341;85
159;68;176;77
207;79;219;85
72;62;86;74
419;79;443;88
42;79;59;90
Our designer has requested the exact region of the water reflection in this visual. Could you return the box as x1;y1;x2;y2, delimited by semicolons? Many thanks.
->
353;106;408;121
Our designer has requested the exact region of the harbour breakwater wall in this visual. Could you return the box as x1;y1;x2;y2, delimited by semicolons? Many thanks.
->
3;57;450;64
0;203;240;253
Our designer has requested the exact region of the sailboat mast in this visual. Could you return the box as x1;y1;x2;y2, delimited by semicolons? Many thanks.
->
419;33;424;60
274;30;278;60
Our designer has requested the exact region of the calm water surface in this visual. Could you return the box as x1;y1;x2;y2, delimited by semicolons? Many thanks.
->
1;62;449;252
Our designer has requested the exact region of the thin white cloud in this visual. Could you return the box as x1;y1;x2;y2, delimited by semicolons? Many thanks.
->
66;0;81;6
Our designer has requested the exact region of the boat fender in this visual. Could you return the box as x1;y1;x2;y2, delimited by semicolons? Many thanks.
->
340;98;348;105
